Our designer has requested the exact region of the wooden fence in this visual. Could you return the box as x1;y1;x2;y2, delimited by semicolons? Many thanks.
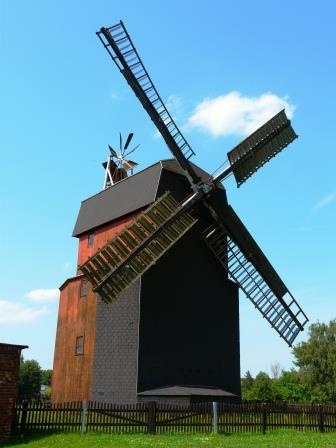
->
13;401;336;435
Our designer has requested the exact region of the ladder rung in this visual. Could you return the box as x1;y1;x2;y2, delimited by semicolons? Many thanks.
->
125;55;138;64
136;74;148;82
119;43;132;52
115;36;129;45
101;248;118;267
105;245;122;263
133;68;144;77
109;29;123;38
121;48;135;58
112;239;131;258
128;224;146;241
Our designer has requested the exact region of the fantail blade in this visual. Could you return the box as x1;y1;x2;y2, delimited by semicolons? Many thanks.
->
123;160;138;170
124;143;140;158
108;145;118;157
124;132;134;150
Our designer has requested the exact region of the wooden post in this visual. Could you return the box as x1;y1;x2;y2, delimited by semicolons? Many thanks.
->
147;401;157;435
80;400;87;435
318;404;324;433
262;403;267;434
20;400;28;437
212;402;218;433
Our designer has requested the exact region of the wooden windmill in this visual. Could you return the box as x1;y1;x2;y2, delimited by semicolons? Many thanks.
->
90;21;308;346
52;21;308;404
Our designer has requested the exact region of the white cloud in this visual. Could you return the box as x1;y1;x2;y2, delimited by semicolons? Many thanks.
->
313;192;336;211
25;288;59;303
187;91;295;137
0;300;48;324
166;94;183;117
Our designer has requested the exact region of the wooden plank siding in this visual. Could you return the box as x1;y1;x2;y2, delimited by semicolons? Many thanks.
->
76;211;141;267
51;278;97;403
52;211;141;403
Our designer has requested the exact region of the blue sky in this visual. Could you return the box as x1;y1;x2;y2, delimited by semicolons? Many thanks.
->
1;0;335;376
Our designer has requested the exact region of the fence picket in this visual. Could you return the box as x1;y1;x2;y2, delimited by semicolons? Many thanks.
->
12;401;336;435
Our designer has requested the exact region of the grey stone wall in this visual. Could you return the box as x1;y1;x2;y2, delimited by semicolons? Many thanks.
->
91;279;140;403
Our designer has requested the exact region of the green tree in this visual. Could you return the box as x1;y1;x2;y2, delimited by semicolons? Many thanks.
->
292;319;336;401
41;369;52;386
276;370;311;401
18;358;42;401
244;371;280;401
43;386;51;400
241;370;254;399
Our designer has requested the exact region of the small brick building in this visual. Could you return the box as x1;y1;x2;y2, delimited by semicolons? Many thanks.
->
0;343;27;443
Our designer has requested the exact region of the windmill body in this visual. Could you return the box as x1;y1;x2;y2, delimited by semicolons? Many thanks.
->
52;160;240;403
52;21;308;404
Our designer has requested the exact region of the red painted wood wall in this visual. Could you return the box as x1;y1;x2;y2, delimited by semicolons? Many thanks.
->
77;212;140;267
52;211;139;403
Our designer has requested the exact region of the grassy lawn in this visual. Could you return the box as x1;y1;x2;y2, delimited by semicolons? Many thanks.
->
5;431;336;448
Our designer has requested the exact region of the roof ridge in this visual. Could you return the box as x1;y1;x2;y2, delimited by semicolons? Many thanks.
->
80;159;165;204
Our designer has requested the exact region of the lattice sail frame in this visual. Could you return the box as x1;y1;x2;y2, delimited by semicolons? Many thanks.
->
95;20;308;345
203;221;308;346
227;110;298;187
80;192;197;303
97;22;199;186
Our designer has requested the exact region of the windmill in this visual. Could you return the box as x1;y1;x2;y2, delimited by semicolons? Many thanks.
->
50;21;310;404
81;21;309;349
103;132;139;188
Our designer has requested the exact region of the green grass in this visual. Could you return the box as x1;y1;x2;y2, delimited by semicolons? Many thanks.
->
5;431;336;448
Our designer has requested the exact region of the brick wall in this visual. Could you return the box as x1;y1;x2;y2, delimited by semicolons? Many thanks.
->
0;343;27;443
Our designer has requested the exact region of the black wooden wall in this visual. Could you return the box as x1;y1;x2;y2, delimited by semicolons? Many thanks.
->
137;169;241;397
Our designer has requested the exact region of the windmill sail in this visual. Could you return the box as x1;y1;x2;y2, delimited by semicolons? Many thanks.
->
227;110;298;187
96;20;308;346
80;192;197;303
204;190;308;346
97;22;199;186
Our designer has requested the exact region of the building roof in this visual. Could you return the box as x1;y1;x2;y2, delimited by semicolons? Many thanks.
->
138;386;237;397
59;273;84;291
0;343;28;350
72;159;211;237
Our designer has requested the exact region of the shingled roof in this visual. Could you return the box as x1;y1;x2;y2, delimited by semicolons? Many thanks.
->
72;159;211;237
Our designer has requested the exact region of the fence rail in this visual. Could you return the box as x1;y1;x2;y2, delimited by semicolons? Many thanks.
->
13;401;336;435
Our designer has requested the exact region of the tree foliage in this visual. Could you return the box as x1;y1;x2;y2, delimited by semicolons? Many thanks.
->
276;370;311;401
241;319;336;402
243;371;280;401
241;370;254;398
292;319;336;401
242;369;311;402
18;358;42;401
41;369;52;386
